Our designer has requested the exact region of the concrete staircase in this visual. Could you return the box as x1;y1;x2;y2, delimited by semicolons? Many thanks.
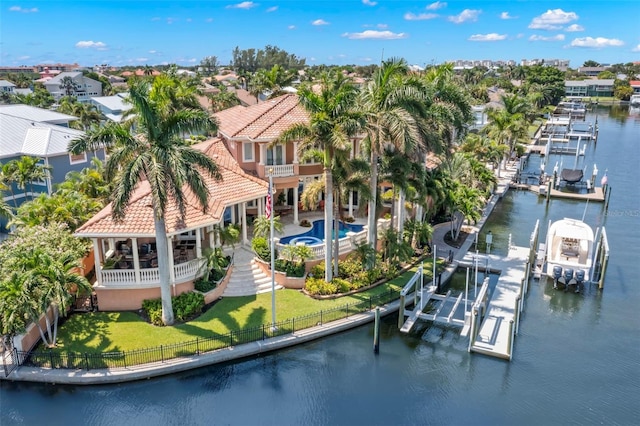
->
222;247;282;297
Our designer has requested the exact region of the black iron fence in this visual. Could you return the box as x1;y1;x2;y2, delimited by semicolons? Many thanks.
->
5;288;400;374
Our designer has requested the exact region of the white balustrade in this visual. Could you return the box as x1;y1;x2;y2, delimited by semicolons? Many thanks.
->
269;164;295;177
100;258;205;287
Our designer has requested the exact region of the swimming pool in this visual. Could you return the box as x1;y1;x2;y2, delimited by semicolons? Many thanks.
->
280;220;365;245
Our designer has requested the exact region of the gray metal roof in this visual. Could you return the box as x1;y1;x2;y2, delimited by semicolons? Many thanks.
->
565;79;615;87
0;104;77;124
0;80;16;88
44;71;83;85
90;94;131;112
0;112;84;159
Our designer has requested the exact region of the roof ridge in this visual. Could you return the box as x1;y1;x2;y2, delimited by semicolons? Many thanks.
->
256;94;302;139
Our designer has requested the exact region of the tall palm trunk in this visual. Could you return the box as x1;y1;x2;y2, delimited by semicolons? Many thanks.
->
154;215;175;325
397;189;406;238
333;195;340;278
324;167;333;282
367;151;379;255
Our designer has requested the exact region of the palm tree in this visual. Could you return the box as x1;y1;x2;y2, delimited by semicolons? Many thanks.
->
59;76;80;97
0;272;32;345
276;72;360;282
69;79;221;325
249;65;296;101
252;215;284;240
208;86;241;112
11;156;51;201
358;58;427;255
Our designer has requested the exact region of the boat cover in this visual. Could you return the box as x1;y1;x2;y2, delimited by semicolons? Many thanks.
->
561;168;583;183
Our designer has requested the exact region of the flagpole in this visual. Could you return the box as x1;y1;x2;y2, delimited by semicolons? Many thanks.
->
269;170;276;331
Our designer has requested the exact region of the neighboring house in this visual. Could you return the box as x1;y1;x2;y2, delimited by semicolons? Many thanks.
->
214;93;364;223
90;93;132;122
0;104;105;229
0;80;16;94
74;138;268;311
629;81;640;94
577;66;609;77
43;71;102;101
469;105;489;131
564;79;615;98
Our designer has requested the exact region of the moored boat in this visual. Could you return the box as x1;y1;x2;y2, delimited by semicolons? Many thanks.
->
544;218;595;292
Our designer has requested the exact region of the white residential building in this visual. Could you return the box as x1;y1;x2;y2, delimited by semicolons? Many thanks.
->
44;72;102;101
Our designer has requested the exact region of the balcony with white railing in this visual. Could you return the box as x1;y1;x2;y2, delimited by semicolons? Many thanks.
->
100;258;206;288
267;163;295;177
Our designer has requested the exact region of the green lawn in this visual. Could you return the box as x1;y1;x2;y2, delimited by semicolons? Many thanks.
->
55;265;427;353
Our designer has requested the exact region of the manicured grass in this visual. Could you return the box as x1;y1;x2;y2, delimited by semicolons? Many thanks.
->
54;264;427;353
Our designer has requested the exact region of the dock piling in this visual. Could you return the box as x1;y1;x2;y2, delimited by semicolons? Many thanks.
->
373;307;380;354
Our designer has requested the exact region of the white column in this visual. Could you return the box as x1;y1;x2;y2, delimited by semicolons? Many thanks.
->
258;197;264;217
293;141;299;164
348;191;354;218
196;228;202;258
92;239;102;285
259;143;266;166
231;205;236;224
208;225;215;249
131;237;141;284
293;187;299;225
241;202;249;244
168;235;175;290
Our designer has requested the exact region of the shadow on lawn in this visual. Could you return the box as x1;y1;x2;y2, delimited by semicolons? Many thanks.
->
56;312;116;353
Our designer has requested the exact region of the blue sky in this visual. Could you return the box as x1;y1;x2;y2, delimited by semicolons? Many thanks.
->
2;1;639;68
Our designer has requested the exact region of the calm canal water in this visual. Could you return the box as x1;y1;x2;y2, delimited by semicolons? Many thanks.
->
2;106;639;425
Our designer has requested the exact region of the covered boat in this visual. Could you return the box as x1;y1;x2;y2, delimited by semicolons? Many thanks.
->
560;168;584;184
544;218;595;292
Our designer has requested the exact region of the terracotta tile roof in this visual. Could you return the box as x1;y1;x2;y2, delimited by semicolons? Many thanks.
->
214;94;308;141
75;138;268;238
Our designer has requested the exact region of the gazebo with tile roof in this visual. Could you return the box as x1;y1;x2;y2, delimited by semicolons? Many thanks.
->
74;138;268;311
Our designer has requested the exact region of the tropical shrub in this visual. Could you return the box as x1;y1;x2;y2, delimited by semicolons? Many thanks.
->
305;277;337;295
142;292;205;326
251;237;271;262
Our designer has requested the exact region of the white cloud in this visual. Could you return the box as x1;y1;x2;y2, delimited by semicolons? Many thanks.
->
426;1;447;10
570;37;624;48
9;6;38;13
500;12;515;20
151;17;161;21
468;33;507;42
149;50;157;54
187;58;197;63
266;6;278;12
75;40;108;50
529;9;578;30
166;17;176;24
312;19;329;26
362;0;377;6
529;34;565;42
565;24;584;32
288;25;296;30
377;23;388;29
633;44;640;52
342;30;408;40
136;57;149;62
17;55;30;60
448;9;481;24
226;2;258;10
404;12;438;21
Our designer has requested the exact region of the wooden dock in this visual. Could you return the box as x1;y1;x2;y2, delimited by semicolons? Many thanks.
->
549;186;605;202
463;246;530;360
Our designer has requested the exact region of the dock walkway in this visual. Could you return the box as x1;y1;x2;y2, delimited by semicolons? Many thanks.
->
463;246;530;360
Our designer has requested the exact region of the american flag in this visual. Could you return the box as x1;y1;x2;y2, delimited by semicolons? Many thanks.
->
265;186;272;219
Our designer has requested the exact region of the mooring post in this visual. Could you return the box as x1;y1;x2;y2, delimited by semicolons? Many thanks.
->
398;294;405;329
374;307;381;354
598;251;609;290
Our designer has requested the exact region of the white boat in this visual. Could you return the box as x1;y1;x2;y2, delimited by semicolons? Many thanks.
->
544;218;595;292
630;94;640;107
